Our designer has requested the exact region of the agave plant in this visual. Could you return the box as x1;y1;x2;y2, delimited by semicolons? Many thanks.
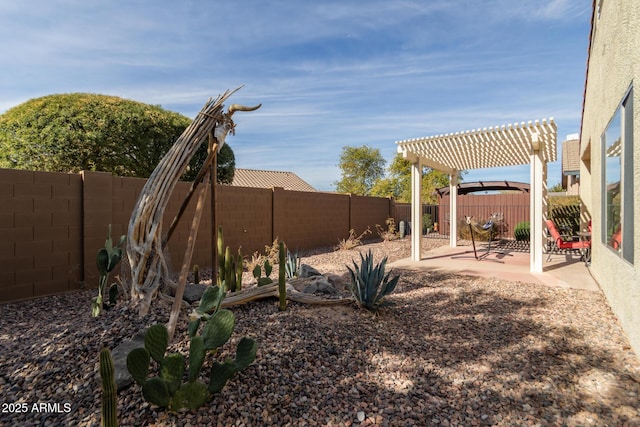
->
346;249;400;311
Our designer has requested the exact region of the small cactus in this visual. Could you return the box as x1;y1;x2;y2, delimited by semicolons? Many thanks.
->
285;249;300;279
93;225;125;316
224;246;235;291
99;348;118;427
193;264;200;284
216;227;243;292
253;260;273;286
278;241;287;311
235;248;244;291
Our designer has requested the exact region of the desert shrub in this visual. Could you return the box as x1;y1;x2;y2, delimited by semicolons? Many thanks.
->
514;221;530;241
336;228;371;251
376;218;398;241
347;249;400;312
422;213;433;233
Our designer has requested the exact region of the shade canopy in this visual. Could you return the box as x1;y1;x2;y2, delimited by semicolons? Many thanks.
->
395;118;557;173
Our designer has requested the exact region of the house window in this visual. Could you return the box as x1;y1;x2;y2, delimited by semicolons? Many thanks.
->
601;87;634;264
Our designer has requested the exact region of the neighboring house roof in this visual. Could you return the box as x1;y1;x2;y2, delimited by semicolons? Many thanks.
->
562;138;581;175
230;168;317;192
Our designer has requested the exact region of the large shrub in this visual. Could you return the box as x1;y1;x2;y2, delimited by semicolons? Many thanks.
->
0;93;235;182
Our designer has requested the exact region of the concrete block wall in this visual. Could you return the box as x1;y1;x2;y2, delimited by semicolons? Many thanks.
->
217;185;272;257
1;168;395;303
0;169;83;303
273;188;351;251
350;195;394;241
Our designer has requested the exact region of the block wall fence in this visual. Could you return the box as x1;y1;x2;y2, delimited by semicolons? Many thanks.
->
0;168;394;304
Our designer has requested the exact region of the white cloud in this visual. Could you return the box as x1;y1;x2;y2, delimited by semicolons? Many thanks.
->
0;1;591;191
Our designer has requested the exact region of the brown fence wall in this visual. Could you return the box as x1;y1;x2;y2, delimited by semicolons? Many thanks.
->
393;204;439;234
438;193;530;238
1;169;394;303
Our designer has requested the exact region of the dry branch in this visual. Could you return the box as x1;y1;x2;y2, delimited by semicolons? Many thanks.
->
221;283;353;308
126;88;258;316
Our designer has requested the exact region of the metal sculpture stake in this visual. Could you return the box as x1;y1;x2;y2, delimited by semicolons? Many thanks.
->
126;88;260;317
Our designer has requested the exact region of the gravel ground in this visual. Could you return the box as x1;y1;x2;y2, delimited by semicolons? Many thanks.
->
1;237;640;426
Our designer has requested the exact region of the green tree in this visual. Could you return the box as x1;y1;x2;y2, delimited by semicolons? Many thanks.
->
0;93;235;182
548;182;565;192
369;154;451;203
334;145;386;195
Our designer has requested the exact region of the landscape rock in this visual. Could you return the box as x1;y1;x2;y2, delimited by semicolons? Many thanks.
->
300;276;339;296
324;272;349;291
182;283;207;304
299;264;322;278
109;331;145;391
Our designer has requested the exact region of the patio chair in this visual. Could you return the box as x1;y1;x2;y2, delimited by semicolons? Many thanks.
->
610;224;622;250
546;220;590;256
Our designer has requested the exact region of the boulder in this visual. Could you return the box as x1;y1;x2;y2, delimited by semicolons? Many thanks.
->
299;263;321;278
182;283;207;304
324;273;349;291
298;276;339;296
110;331;145;391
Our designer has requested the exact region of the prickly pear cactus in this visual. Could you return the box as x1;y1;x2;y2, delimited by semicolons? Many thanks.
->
126;301;257;411
93;225;126;317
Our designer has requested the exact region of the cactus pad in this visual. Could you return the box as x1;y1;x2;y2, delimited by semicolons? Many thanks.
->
202;309;235;350
173;381;209;409
142;377;170;408
144;324;168;362
234;337;257;370
159;353;185;395
188;336;205;383
126;347;150;387
208;361;237;394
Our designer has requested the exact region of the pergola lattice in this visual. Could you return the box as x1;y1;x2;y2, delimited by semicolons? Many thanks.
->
396;118;557;273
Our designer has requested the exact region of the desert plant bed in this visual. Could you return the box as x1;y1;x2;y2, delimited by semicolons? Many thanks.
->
1;238;639;426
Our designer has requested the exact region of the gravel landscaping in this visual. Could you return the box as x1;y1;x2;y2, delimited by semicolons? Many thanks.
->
1;237;639;426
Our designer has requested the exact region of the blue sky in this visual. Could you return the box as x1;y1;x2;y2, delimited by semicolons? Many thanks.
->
0;1;591;191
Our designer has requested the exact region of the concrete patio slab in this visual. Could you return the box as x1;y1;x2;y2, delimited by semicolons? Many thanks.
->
389;240;600;291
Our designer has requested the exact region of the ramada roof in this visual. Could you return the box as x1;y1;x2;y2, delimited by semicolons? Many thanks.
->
230;168;317;192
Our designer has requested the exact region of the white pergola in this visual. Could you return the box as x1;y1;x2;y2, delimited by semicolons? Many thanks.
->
396;118;557;273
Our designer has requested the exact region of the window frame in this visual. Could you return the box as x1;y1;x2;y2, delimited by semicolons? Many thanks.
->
600;86;634;264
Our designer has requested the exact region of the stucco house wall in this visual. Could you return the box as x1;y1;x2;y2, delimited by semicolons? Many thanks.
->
580;0;640;355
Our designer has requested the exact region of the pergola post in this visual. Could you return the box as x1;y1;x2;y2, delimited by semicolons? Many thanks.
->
411;157;422;261
449;172;458;247
530;133;546;273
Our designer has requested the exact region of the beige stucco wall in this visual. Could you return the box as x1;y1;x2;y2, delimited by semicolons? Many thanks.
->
580;0;640;355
